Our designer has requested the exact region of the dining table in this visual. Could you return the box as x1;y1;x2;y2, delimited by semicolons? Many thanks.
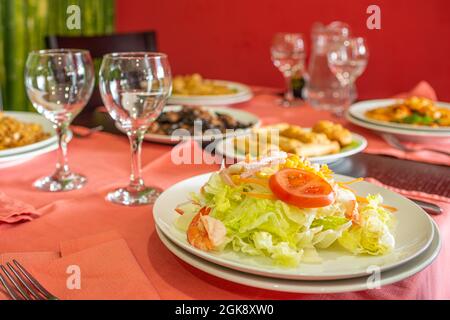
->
0;89;449;300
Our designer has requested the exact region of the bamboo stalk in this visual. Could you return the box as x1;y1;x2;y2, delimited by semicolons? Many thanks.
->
0;0;6;109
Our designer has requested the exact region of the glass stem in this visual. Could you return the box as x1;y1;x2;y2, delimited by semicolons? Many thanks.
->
284;75;294;102
127;129;145;191
54;122;70;178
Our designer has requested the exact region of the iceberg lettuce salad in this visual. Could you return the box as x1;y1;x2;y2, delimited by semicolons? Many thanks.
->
175;152;396;267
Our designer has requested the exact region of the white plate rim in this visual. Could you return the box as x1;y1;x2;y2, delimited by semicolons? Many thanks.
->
0;111;56;157
346;113;450;138
214;130;368;164
168;80;253;106
155;221;441;294
349;99;450;133
153;172;434;281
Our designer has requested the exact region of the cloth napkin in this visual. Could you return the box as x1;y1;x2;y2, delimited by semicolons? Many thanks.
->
362;81;450;166
0;231;160;300
0;192;40;223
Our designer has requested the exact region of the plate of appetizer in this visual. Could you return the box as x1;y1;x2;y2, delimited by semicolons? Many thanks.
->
168;74;253;106
348;97;450;133
153;152;434;281
156;220;440;293
116;105;261;145
0;111;56;158
214;121;367;164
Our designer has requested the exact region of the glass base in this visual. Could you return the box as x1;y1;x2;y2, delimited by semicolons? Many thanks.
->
278;98;306;108
106;186;162;206
34;172;87;192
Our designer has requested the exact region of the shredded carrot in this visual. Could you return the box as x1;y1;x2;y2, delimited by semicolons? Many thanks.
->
338;183;357;194
238;177;269;188
240;192;276;200
338;178;364;185
356;196;397;212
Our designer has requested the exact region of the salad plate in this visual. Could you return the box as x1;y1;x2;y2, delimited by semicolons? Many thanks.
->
153;155;434;281
156;221;440;294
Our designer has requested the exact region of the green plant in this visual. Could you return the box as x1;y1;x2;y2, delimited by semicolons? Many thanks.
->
0;0;115;111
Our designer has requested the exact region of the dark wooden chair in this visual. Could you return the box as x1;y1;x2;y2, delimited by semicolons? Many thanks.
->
46;31;157;113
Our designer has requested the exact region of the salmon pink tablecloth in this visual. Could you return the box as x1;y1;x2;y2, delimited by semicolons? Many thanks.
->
0;93;449;300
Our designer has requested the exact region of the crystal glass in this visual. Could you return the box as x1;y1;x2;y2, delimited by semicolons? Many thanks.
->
271;33;306;107
25;49;94;191
327;37;368;116
99;52;172;206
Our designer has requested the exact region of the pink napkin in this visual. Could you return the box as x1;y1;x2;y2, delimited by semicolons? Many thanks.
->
0;192;40;223
362;81;450;166
0;231;160;300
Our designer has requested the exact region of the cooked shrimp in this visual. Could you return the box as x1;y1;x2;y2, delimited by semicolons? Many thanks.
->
187;207;213;251
187;207;227;251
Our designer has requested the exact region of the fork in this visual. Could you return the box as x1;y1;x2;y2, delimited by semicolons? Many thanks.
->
0;260;58;300
382;134;450;156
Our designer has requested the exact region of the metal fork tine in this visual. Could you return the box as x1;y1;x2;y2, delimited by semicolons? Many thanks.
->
7;262;41;300
13;260;57;300
0;265;30;300
0;272;21;300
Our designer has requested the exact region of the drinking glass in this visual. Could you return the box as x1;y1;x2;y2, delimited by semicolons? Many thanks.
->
271;33;306;107
99;52;172;206
25;49;95;191
327;37;368;116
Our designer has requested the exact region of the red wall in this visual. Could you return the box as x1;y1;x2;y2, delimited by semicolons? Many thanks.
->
116;0;450;100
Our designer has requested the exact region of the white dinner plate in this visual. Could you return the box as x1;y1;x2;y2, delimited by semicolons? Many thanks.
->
348;99;450;133
214;130;367;165
0;141;58;169
115;105;261;145
156;221;441;294
168;80;253;106
346;113;450;142
0;111;56;158
153;173;434;281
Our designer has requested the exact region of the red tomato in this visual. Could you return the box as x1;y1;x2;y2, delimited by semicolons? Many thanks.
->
269;168;335;208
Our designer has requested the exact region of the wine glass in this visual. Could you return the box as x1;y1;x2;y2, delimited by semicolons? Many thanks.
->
327;37;368;116
25;49;95;191
271;33;306;107
99;52;172;206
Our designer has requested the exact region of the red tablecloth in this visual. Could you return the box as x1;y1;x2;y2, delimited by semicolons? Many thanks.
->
0;94;449;299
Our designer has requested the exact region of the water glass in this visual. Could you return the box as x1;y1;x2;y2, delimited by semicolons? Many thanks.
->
25;49;94;191
271;33;306;107
99;52;172;206
327;37;368;116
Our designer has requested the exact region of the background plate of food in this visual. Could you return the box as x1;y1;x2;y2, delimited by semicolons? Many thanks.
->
215;121;367;164
116;105;261;145
156;221;440;293
167;74;253;106
348;98;450;133
0;111;56;158
346;113;450;142
153;159;434;281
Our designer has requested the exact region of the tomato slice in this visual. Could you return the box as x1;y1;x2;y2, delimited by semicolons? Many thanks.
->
269;168;335;208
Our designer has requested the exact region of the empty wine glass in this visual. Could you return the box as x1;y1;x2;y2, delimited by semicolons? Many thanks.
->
271;33;306;107
327;37;368;116
99;52;172;206
25;49;95;191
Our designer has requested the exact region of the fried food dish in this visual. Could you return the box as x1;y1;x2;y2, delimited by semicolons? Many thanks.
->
365;97;450;127
172;74;237;96
234;121;354;158
0;113;50;150
148;105;252;136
